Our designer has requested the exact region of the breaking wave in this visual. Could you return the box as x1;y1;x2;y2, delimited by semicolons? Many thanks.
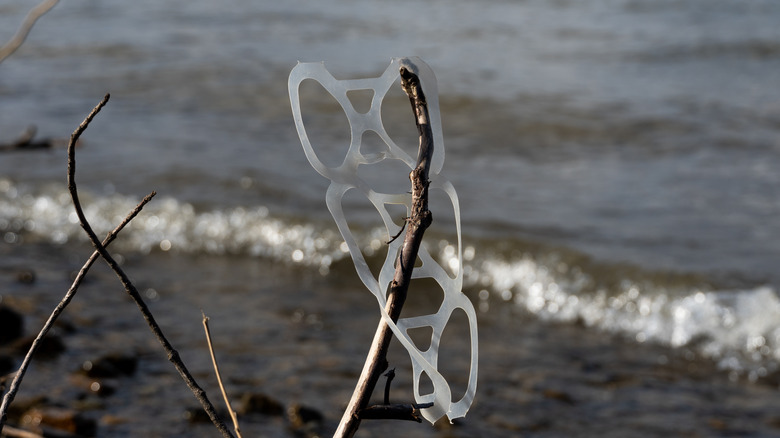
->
3;178;779;381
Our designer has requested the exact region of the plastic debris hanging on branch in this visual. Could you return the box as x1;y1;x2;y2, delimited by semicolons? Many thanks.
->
288;57;478;424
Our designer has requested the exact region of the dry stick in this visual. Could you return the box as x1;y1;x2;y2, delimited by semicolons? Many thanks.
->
0;0;60;65
202;312;243;438
66;94;234;438
333;66;435;438
0;424;44;438
0;192;156;433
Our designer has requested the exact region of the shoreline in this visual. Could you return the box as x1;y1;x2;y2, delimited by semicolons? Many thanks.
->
3;243;780;436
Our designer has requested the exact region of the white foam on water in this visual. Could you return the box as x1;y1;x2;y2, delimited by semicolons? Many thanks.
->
5;176;780;383
467;250;780;380
0;179;345;274
288;57;478;423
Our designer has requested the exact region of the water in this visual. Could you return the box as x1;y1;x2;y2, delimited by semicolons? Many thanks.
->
2;0;780;435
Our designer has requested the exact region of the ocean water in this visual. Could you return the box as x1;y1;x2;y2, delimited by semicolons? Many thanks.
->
2;0;780;429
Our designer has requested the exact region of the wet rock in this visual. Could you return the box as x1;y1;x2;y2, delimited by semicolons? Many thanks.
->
287;403;324;437
79;353;137;378
183;406;228;424
101;414;130;426
21;406;97;437
70;374;117;398
0;354;15;374
12;334;66;360
55;318;78;335
542;388;576;405
15;268;36;284
239;392;285;416
767;416;780;429
0;305;24;345
3;395;48;423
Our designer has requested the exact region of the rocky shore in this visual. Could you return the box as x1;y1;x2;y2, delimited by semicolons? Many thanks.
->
3;242;780;437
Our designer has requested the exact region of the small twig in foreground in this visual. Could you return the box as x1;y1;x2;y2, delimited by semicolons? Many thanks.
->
202;311;243;438
65;94;234;438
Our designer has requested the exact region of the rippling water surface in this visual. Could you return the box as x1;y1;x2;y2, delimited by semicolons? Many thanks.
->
2;0;780;435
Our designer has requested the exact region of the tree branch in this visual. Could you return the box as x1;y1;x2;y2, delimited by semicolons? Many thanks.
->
0;0;60;65
333;66;435;438
64;94;234;438
0;189;155;432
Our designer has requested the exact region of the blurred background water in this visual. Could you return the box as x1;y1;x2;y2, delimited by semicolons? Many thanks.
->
2;0;780;435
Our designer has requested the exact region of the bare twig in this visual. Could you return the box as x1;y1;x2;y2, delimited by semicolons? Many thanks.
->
383;368;395;405
386;219;407;244
0;190;154;432
359;402;434;422
0;0;60;65
0;424;44;438
333;66;435;438
65;94;234;438
202;312;243;438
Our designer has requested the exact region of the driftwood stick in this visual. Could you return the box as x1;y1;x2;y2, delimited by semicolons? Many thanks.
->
333;66;434;438
65;94;234;438
0;0;60;64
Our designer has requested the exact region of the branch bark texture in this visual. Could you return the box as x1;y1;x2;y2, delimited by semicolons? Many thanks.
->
333;66;434;438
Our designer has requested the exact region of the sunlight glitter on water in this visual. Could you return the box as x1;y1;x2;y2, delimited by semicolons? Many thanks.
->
4;178;780;379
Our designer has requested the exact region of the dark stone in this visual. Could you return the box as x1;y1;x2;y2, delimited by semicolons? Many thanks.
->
80;353;138;378
239;392;284;416
15;269;36;284
183;406;228;424
287;403;324;437
0;305;24;345
3;395;47;423
0;354;15;374
78;378;116;398
542;388;576;405
21;406;97;437
12;334;65;360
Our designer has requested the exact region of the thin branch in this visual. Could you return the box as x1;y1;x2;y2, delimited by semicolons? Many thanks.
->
386;219;407;244
0;0;60;65
0;424;44;438
359;402;434;422
0;189;156;432
65;94;234;438
383;368;395;405
333;66;435;438
202;312;243;438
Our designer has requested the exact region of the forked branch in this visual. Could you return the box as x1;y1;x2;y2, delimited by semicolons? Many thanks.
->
65;94;234;438
0;186;155;433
